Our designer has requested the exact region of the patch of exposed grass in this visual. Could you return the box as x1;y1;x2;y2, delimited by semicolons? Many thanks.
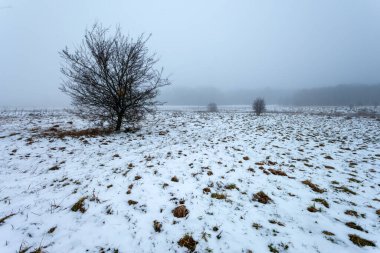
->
178;234;198;252
302;180;326;193
334;186;356;195
268;219;285;226
252;191;272;204
322;231;335;236
211;193;227;200
42;127;113;138
348;178;362;183
252;223;263;230
172;205;189;218
345;222;366;232
153;220;162;232
313;198;329;208
348;234;376;247
344;210;359;217
225;184;238;190
268;169;287;176
307;204;321;213
203;187;211;194
128;200;138;205
71;197;87;213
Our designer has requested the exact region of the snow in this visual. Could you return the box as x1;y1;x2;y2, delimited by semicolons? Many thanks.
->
0;107;379;253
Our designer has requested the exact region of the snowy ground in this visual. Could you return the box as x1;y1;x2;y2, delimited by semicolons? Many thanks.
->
0;107;379;253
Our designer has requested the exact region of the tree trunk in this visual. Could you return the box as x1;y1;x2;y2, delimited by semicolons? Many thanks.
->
115;114;123;131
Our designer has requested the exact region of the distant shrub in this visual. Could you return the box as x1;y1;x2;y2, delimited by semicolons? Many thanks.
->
207;103;218;112
253;98;265;116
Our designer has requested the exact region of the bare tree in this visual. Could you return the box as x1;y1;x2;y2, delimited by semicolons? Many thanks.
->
60;23;170;131
207;103;218;112
253;98;265;116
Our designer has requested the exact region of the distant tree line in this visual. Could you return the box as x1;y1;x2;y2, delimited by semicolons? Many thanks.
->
160;84;380;106
292;84;380;106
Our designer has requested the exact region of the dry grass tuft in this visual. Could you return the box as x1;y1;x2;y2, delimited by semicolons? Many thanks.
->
345;222;366;232
307;205;321;213
252;223;263;230
42;127;113;138
252;191;272;204
178;234;198;252
153;220;162;232
47;226;57;234
172;205;189;218
211;193;227;200
268;169;287;176
302;180;326;193
313;198;329;208
322;231;335;236
128;200;138;205
345;210;359;217
71;197;87;213
334;186;356;195
225;184;238;190
171;176;179;182
348;234;376;247
203;187;211;194
0;213;16;225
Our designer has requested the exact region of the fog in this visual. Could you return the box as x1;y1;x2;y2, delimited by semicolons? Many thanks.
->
1;0;380;107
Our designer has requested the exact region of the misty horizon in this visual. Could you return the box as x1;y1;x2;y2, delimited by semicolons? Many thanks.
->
1;0;380;107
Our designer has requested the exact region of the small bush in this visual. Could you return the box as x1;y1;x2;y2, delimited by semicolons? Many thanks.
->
253;98;266;116
207;103;218;112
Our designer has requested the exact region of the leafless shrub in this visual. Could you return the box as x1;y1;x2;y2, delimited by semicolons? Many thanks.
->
253;98;265;116
207;103;218;112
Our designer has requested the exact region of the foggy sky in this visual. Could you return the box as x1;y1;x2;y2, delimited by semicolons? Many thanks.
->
1;0;380;107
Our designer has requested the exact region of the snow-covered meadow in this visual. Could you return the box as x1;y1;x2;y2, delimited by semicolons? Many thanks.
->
0;107;379;253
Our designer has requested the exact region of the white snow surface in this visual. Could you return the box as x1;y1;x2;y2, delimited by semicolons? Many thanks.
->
0;107;379;253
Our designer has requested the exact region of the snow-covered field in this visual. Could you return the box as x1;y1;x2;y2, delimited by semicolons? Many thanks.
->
0;107;379;253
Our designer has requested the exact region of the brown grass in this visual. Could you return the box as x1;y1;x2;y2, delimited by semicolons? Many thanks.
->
307;205;321;213
42;127;113;138
172;205;189;218
203;187;211;194
211;193;227;200
225;184;238;190
71;197;87;213
334;186;356;195
128;200;138;205
178;234;198;252
345;210;359;217
301;180;326;193
348;234;376;247
345;222;366;232
153;220;162;232
252;191;272;204
268;169;287;176
322;231;335;236
171;176;179;182
313;198;329;208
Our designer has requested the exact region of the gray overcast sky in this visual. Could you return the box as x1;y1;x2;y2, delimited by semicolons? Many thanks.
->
1;0;380;107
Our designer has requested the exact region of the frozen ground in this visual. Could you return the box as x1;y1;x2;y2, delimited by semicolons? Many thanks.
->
0;107;379;253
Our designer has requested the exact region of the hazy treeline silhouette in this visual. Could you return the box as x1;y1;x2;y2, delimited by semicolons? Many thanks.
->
293;84;380;106
160;84;380;106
